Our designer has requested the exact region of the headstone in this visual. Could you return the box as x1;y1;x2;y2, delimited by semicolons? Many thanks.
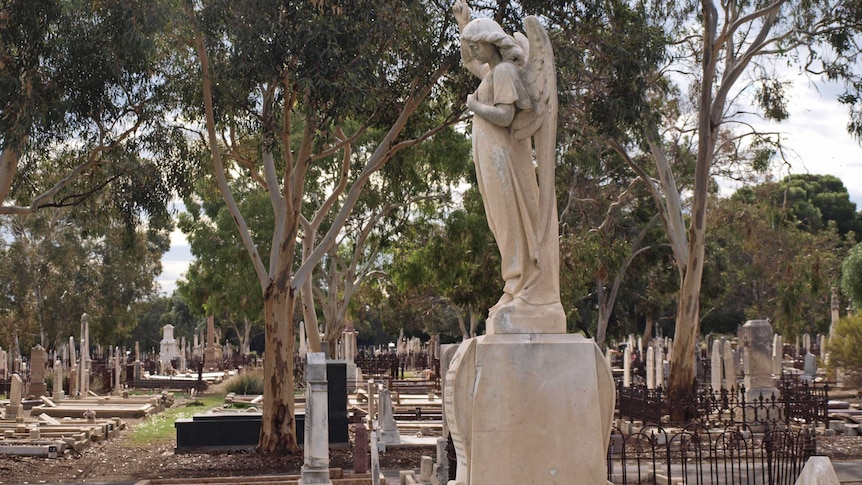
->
299;352;332;485
52;360;64;401
722;340;736;390
179;337;187;373
160;324;179;368
353;423;369;474
738;319;780;400
204;316;218;370
623;345;631;388
420;456;433;482
367;379;376;430
819;334;827;358
439;344;459;438
435;437;449;485
804;333;811;354
69;338;78;399
114;347;122;394
28;345;48;397
646;346;655;390
711;339;724;391
80;313;90;395
370;431;381;485
655;346;664;389
793;456;840;485
377;388;401;447
803;353;817;382
0;347;6;379
6;374;23;419
299;322;308;358
77;337;87;397
772;334;783;376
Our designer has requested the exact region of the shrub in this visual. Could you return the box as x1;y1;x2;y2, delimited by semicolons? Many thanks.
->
828;314;862;387
224;369;264;395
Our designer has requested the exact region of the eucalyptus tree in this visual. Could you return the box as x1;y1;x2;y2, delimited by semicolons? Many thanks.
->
302;124;471;348
549;0;862;404
388;186;500;341
178;1;465;452
706;189;843;337
176;184;270;357
0;0;191;219
0;202;168;350
842;242;862;310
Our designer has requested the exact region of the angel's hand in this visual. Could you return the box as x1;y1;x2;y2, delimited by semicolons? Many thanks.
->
452;0;471;27
466;93;478;111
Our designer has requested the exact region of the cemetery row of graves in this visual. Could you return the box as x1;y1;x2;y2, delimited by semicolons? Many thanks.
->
0;316;857;484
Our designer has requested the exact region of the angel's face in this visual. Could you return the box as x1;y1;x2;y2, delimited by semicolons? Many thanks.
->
468;41;498;64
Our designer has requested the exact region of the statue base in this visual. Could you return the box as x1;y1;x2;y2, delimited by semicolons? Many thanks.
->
445;334;614;485
487;300;566;334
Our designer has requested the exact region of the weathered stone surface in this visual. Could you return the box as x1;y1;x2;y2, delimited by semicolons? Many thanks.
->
446;334;614;485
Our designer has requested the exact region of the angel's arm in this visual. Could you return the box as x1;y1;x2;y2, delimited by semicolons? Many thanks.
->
467;94;515;127
453;0;485;79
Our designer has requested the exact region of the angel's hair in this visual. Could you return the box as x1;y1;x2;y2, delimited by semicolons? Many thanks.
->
462;18;525;67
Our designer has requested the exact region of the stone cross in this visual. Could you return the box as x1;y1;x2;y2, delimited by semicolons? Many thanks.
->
298;352;332;485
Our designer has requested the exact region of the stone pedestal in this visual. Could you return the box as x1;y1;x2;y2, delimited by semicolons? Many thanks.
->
739;319;780;400
445;334;614;485
299;352;332;485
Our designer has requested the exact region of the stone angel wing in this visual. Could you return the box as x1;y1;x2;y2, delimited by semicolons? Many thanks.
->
511;16;558;249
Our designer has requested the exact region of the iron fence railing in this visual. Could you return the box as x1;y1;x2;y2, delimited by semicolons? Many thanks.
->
617;376;829;428
607;424;815;485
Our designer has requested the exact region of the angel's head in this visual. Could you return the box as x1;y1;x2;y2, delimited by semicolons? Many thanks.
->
462;18;525;67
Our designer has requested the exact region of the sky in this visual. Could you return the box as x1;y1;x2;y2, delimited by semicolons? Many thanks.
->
154;75;862;296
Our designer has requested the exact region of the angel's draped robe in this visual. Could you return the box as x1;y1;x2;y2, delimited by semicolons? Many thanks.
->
472;61;559;309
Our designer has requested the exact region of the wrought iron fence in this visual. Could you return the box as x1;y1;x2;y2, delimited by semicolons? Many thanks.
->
607;424;815;484
617;376;829;427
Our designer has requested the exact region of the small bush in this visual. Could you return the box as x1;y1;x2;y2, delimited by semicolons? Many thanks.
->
224;369;264;395
828;314;862;387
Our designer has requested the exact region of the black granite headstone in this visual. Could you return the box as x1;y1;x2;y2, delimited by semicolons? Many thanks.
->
175;360;348;452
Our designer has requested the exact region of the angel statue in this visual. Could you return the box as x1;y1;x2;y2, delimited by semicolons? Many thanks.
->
453;0;565;334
